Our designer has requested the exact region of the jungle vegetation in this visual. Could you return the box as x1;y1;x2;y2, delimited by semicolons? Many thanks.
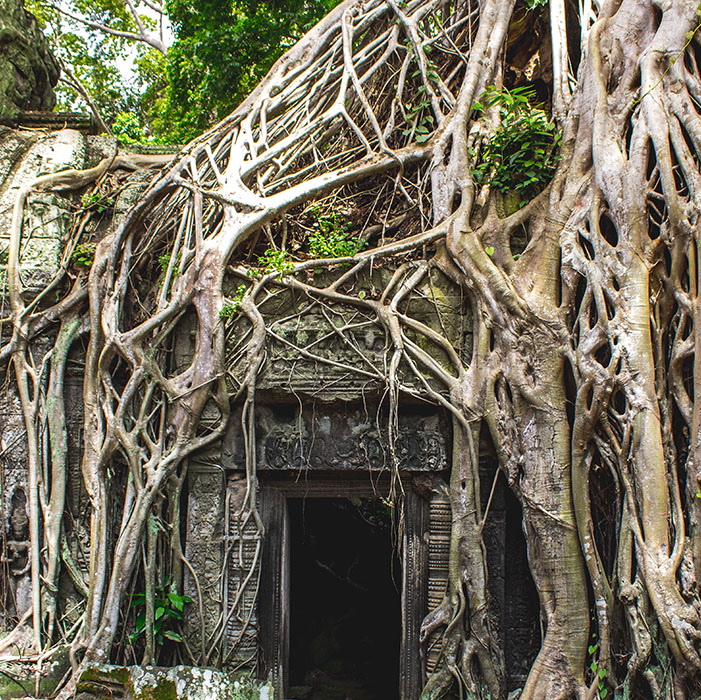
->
26;0;342;141
3;1;701;699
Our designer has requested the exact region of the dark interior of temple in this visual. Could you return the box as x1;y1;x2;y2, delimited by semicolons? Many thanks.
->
503;485;541;689
287;497;401;700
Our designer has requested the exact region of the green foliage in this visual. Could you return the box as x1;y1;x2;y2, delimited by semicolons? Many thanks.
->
156;0;343;142
471;86;561;200
128;584;192;646
249;248;294;277
81;191;115;213
587;639;608;699
220;285;247;320
158;252;182;274
27;0;343;141
401;60;439;143
308;210;364;258
157;252;182;294
72;243;96;268
27;1;165;130
112;112;144;144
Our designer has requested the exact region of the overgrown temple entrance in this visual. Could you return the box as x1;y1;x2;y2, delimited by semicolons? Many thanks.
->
183;405;541;696
287;497;401;700
258;476;427;700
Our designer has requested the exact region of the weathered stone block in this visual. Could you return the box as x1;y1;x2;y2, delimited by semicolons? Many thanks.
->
76;664;271;700
183;467;225;662
0;130;85;297
0;644;69;698
0;0;59;122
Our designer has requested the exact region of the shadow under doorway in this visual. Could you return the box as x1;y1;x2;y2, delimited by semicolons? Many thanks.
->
287;497;401;700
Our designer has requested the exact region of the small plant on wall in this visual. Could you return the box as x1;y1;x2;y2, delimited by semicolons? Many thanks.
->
128;583;191;648
71;243;96;268
308;212;364;259
471;85;561;202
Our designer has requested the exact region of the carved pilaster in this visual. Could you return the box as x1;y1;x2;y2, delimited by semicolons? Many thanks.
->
183;464;225;663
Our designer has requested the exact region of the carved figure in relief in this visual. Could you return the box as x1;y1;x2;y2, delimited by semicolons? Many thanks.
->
2;487;31;617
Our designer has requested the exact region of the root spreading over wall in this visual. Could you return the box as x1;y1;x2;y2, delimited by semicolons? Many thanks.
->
2;1;701;698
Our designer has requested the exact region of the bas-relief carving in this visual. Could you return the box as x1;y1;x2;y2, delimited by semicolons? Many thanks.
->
249;406;448;472
224;269;472;402
183;467;225;663
0;390;32;620
1;486;32;620
222;474;259;665
258;313;387;401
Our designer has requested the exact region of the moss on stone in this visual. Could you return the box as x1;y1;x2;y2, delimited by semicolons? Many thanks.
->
0;0;59;121
0;645;70;698
135;677;178;700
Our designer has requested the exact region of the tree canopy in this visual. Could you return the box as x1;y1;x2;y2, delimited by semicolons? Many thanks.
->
27;0;342;141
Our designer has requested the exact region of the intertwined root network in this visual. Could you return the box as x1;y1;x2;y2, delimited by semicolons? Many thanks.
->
3;1;701;698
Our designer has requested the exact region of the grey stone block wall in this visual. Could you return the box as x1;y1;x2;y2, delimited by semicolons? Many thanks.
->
0;0;59;122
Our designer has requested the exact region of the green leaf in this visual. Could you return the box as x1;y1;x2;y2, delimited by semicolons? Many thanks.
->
163;630;183;643
600;689;608;698
155;606;165;620
358;290;366;299
168;593;185;611
588;645;597;654
485;246;495;257
590;661;598;673
598;667;606;679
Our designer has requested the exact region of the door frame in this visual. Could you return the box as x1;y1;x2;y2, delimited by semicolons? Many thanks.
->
258;476;428;700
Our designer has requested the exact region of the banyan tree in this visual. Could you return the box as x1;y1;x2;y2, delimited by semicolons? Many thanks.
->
2;0;701;698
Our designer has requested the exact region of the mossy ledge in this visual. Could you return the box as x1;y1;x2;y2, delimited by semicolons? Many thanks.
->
76;664;273;700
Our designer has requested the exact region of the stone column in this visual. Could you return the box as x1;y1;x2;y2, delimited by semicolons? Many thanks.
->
183;463;225;664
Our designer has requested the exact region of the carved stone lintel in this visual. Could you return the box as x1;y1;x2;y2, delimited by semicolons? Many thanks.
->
253;406;448;472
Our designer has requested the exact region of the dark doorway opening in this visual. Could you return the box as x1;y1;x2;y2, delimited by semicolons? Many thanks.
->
504;486;541;689
287;497;401;700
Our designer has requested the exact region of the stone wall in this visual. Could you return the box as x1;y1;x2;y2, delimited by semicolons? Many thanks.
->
0;126;175;639
0;0;59;122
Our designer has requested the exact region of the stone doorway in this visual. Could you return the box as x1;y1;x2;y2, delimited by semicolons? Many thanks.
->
258;478;428;700
287;497;401;700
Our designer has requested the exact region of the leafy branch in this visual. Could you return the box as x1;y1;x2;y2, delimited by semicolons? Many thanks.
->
471;86;561;200
129;584;192;647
